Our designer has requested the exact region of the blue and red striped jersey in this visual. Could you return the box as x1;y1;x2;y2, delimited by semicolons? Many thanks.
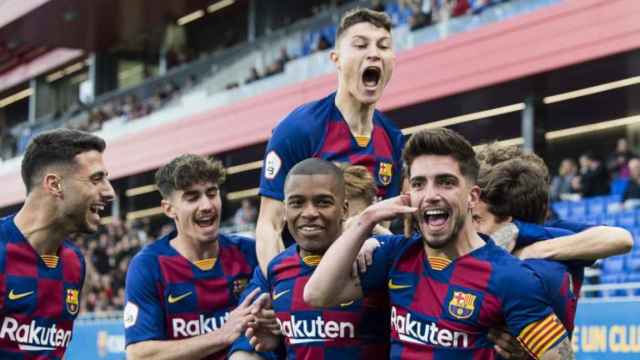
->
124;231;257;360
0;215;85;360
361;234;568;360
231;244;390;359
514;220;594;335
259;92;404;202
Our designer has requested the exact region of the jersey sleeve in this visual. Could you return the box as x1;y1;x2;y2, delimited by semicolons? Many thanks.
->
359;234;407;293
501;266;569;359
259;113;314;201
228;268;278;359
124;254;165;346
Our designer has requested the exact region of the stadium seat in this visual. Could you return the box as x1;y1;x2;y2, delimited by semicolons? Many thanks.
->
587;197;607;216
569;201;587;218
610;178;630;196
602;215;617;226
551;202;570;219
616;211;637;229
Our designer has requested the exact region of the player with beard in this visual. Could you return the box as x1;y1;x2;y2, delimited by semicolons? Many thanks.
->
304;128;575;359
229;159;389;359
124;154;268;360
256;8;404;275
0;129;114;358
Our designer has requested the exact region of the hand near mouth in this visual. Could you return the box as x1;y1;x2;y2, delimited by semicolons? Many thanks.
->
360;194;417;225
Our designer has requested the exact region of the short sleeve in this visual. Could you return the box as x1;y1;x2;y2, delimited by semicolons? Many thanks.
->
501;267;568;359
259;115;313;201
124;255;165;346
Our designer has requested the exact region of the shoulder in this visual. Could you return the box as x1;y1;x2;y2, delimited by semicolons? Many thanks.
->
128;237;169;271
374;111;403;140
62;240;85;263
267;245;298;278
273;94;333;136
484;244;545;295
219;233;257;257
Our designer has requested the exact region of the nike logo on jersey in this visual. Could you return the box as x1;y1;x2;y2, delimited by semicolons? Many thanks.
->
8;290;34;301
168;291;192;304
273;289;290;301
388;279;411;290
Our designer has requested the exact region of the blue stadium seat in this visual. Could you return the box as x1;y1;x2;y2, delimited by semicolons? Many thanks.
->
552;202;570;219
569;201;587;218
602;215;617;226
584;213;603;225
587;197;607;216
611;178;630;196
601;256;627;296
302;31;321;56
616;211;637;229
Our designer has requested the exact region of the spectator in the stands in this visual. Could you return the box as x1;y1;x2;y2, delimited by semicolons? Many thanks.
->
161;14;188;72
246;66;262;84
550;158;579;201
607;138;637;179
409;0;434;30
577;151;610;197
622;158;640;209
232;198;258;227
371;0;386;12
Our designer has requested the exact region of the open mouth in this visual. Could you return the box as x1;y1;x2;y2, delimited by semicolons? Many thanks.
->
298;224;324;235
362;66;381;88
89;204;105;216
423;208;450;231
195;216;216;228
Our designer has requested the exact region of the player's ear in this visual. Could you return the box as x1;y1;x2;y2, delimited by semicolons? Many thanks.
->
467;185;481;212
342;199;349;221
161;199;176;220
43;173;64;198
330;49;340;70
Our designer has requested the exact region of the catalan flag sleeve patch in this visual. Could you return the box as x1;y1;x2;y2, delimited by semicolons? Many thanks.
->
517;313;568;359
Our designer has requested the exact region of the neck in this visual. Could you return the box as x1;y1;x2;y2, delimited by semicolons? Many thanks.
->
335;88;375;136
298;246;324;259
422;222;485;260
170;234;220;261
14;195;67;255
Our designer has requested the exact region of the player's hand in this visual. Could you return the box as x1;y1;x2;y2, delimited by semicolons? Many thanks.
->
490;222;519;253
218;288;260;345
246;292;282;351
360;194;416;226
488;328;529;359
352;238;380;277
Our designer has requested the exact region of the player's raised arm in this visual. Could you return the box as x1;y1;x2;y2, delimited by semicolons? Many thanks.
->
515;223;633;261
304;195;415;307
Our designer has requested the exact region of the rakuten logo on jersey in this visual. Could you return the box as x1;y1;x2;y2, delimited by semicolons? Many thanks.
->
277;315;355;344
391;307;469;348
172;313;229;338
0;317;72;351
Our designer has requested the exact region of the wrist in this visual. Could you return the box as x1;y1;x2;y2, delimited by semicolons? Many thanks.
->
356;210;378;234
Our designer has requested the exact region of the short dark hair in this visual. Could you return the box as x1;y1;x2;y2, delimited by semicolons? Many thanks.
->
336;8;392;44
478;158;549;224
403;128;479;182
21;129;106;193
285;158;345;198
476;142;550;184
155;154;226;198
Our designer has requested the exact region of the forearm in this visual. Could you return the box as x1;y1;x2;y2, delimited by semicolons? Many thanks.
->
255;219;283;275
304;213;375;307
533;226;632;261
255;197;285;275
126;332;230;360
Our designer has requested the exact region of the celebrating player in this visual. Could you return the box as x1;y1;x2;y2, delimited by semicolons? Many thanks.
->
0;129;114;359
472;148;632;358
304;128;575;359
256;8;404;274
124;154;265;360
230;159;390;359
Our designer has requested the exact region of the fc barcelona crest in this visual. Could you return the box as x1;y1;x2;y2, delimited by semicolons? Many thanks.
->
233;278;249;299
66;289;79;315
448;291;476;320
378;162;393;186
